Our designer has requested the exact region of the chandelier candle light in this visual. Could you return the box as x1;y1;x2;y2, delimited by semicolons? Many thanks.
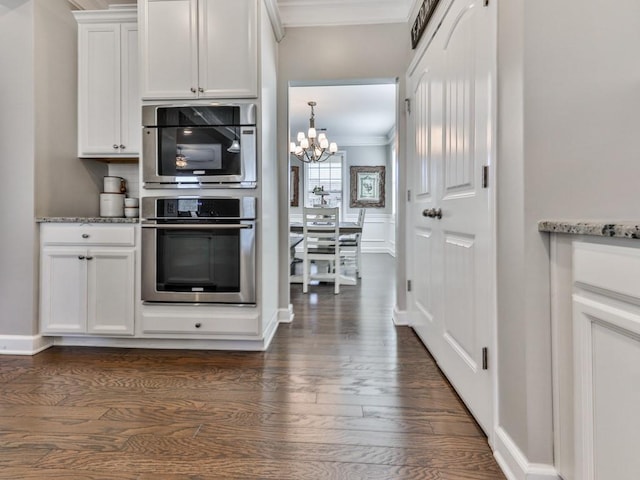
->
290;101;338;163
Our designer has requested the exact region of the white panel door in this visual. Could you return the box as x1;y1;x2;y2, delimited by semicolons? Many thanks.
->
40;248;87;334
407;0;494;433
140;0;198;99
198;0;258;98
78;23;120;155
409;52;443;361
87;249;135;335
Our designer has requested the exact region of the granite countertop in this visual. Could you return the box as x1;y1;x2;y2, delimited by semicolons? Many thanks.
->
538;221;640;239
36;217;139;224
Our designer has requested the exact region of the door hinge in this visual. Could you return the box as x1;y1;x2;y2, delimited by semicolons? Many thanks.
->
482;165;489;189
407;190;412;202
482;347;489;370
405;98;411;114
407;280;412;292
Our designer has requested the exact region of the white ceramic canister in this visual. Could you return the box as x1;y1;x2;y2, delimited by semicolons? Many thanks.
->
100;193;125;217
124;197;139;208
103;176;126;193
124;207;139;218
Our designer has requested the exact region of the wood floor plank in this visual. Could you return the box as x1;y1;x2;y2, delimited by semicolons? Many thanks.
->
0;254;505;479
34;450;443;480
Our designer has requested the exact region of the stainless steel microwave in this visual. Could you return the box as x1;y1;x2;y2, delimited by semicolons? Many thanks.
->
142;104;257;189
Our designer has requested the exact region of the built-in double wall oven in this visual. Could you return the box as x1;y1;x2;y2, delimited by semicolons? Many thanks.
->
141;196;256;305
140;103;258;305
142;104;256;188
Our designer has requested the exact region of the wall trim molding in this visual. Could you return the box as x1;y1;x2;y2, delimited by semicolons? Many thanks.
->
494;427;560;480
278;304;295;323
392;306;410;326
0;335;53;356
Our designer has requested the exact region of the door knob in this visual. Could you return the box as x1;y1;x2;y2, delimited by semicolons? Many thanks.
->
422;208;443;219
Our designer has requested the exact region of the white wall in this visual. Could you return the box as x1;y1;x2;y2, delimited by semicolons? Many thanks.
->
496;0;640;470
0;0;95;338
34;0;105;217
290;144;393;216
277;23;411;312
0;0;38;336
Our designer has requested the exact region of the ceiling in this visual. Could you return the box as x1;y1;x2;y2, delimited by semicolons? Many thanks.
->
289;84;397;147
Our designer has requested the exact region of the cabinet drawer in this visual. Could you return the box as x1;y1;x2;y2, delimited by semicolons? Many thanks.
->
574;241;640;300
142;307;259;336
41;224;135;246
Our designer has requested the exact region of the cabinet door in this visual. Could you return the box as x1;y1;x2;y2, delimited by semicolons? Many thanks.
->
573;295;640;480
198;0;258;98
87;249;135;335
140;0;199;99
120;23;140;156
78;23;121;155
40;247;87;334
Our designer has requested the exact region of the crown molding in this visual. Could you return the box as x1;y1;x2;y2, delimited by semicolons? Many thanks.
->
264;0;285;42
68;0;110;9
278;0;414;27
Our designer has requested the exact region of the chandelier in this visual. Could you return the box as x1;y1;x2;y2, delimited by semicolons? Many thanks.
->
289;101;338;163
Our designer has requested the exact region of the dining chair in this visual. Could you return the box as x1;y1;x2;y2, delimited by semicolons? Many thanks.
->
340;208;365;279
302;207;340;294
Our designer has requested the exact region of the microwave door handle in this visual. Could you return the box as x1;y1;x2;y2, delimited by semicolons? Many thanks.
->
141;224;253;230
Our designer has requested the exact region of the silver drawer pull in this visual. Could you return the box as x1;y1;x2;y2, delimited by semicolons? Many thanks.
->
86;256;93;261
78;255;85;260
82;234;90;239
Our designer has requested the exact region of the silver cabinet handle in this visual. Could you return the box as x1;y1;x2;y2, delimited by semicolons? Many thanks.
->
82;233;90;239
195;323;202;328
86;256;93;261
422;208;443;219
78;255;85;260
113;144;119;149
119;144;125;149
190;87;197;93
198;87;204;93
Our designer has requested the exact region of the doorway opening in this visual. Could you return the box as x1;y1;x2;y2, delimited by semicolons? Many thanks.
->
287;79;398;291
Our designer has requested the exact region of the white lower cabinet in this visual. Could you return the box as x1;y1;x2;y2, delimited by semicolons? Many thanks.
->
572;241;640;480
551;236;640;480
40;224;135;336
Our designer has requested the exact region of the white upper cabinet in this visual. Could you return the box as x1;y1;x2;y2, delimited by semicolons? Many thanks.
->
140;0;258;99
75;9;140;157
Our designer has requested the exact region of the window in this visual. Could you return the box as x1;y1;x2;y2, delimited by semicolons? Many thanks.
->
305;153;344;212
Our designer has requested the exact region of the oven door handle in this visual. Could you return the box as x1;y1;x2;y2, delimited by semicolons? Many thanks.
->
142;224;253;230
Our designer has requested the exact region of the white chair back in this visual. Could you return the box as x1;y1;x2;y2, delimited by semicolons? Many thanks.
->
302;207;341;294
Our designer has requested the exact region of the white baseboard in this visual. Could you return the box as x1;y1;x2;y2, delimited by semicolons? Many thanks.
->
278;304;295;324
0;335;53;355
392;306;410;326
494;427;560;480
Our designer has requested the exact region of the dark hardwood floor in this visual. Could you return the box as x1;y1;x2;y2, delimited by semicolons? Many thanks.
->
0;254;505;479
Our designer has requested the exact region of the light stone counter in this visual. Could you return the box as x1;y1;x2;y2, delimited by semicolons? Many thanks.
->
36;217;139;224
538;221;640;239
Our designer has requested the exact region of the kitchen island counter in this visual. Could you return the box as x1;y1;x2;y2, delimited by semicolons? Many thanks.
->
538;220;640;239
